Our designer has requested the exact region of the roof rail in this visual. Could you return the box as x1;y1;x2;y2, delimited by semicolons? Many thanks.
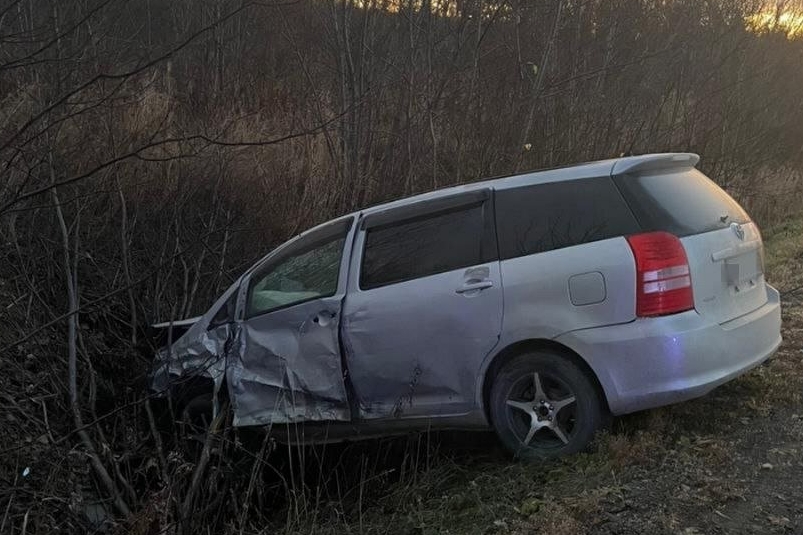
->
611;153;700;176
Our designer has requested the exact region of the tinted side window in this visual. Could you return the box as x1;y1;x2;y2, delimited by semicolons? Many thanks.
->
613;169;750;237
361;204;491;289
496;177;640;260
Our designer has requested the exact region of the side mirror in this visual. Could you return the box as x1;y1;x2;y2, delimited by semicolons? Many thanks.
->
208;290;238;330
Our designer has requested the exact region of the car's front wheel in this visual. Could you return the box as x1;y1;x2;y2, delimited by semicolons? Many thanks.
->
489;351;607;460
179;392;214;456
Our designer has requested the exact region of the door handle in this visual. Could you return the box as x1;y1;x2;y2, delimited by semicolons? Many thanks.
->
312;310;337;324
455;281;494;294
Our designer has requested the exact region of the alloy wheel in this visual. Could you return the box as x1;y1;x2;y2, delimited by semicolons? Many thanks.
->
505;371;577;449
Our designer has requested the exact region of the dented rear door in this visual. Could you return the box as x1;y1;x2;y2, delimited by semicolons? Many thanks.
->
227;216;356;426
341;191;503;419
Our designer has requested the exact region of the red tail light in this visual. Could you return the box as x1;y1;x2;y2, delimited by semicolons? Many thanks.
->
626;232;694;317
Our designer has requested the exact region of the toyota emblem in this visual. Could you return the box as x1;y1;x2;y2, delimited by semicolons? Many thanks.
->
731;222;745;240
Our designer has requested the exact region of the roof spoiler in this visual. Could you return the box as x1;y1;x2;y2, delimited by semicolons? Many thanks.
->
611;153;700;176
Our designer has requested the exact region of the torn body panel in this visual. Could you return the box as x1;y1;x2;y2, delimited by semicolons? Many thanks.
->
148;283;239;399
150;216;356;426
150;297;350;426
227;295;350;426
149;323;229;394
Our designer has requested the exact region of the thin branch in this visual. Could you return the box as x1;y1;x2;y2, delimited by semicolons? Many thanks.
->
0;106;354;214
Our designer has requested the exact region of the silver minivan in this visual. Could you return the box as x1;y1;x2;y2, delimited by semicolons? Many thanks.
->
150;153;782;459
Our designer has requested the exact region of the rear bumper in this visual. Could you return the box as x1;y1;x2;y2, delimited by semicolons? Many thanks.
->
555;285;782;415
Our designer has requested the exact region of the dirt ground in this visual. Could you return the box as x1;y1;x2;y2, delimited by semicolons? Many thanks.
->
557;305;803;535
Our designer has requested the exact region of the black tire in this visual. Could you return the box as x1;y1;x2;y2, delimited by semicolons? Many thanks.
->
179;393;214;457
489;351;607;461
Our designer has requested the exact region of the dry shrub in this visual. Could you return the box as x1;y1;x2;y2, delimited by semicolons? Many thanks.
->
512;500;585;535
729;167;803;230
596;428;668;470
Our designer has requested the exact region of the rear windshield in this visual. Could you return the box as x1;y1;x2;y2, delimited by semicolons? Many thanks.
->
495;177;640;259
613;169;750;237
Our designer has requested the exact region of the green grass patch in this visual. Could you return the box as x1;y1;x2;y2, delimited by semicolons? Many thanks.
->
762;216;803;290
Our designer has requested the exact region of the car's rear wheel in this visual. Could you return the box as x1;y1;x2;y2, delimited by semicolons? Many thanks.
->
489;351;607;460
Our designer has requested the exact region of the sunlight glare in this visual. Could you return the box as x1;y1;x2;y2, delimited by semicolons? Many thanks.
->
746;9;803;39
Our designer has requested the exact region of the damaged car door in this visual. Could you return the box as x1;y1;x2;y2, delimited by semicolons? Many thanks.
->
341;190;503;419
228;216;356;426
